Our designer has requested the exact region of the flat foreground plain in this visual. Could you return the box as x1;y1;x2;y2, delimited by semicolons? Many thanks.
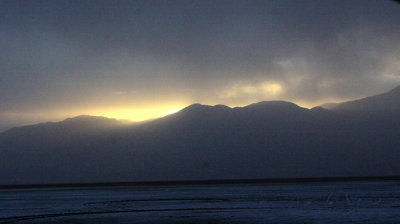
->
1;181;400;223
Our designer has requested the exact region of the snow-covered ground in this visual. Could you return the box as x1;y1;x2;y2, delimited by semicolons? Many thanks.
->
1;181;400;223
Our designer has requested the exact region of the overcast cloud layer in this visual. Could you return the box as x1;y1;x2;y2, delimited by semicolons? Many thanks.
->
1;0;400;129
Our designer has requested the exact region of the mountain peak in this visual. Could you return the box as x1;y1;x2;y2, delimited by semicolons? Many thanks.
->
62;115;117;123
179;103;210;113
183;103;206;110
60;115;128;130
243;101;304;112
180;103;231;113
247;100;299;107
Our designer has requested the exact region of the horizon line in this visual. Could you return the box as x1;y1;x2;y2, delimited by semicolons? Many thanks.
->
2;176;400;190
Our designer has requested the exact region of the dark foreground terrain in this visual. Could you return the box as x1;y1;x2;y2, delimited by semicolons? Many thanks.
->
1;181;400;224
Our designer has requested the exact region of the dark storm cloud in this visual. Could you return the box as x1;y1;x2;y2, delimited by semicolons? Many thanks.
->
1;0;400;127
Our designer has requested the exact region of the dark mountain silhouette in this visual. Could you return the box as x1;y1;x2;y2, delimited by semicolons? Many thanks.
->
0;115;128;146
1;87;400;185
3;115;126;134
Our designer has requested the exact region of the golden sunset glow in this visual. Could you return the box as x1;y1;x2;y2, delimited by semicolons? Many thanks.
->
168;109;182;114
85;104;187;122
1;0;399;132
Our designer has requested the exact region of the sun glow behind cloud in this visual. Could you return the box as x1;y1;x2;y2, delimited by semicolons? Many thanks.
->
1;0;400;131
218;81;284;99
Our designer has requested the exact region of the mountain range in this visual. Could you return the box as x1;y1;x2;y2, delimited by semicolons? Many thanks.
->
1;86;400;185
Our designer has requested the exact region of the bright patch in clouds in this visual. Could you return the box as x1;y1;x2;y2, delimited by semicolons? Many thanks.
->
260;83;283;96
380;56;400;82
218;82;283;99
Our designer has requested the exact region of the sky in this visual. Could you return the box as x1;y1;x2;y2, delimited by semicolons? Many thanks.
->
1;0;400;130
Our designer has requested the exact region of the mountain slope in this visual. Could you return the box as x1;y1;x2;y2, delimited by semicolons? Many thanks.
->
332;86;400;112
1;115;126;136
0;89;400;185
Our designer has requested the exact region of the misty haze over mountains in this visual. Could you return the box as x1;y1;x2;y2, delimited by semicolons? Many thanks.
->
1;86;400;185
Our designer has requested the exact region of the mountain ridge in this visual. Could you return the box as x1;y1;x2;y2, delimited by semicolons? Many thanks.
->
1;86;399;185
5;83;400;133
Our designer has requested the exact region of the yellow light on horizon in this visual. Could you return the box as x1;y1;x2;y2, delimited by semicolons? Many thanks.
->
167;109;181;114
9;97;345;128
83;105;186;122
